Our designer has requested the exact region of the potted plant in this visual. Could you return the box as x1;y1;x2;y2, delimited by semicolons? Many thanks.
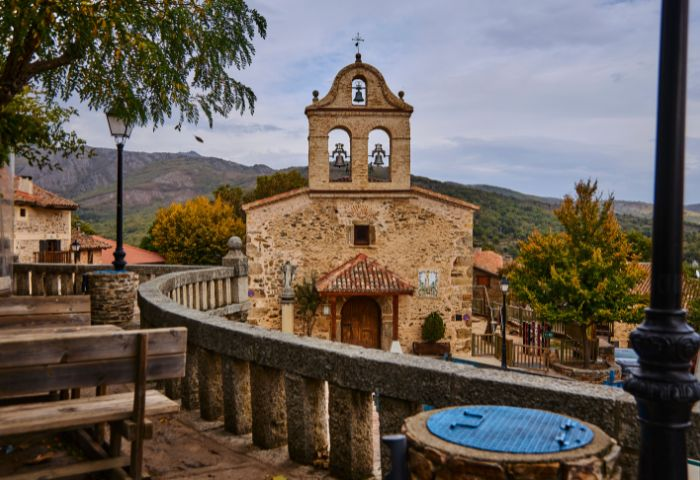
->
413;311;451;356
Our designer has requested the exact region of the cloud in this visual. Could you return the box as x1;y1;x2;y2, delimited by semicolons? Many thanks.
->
64;0;700;202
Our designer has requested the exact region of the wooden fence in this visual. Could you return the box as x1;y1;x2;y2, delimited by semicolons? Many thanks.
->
512;344;549;370
471;333;496;357
558;338;599;365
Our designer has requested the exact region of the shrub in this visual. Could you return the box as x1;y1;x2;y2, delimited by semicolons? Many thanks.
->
421;311;446;342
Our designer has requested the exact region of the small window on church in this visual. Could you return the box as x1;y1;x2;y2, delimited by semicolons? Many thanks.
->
351;78;366;106
354;225;370;246
19;208;26;218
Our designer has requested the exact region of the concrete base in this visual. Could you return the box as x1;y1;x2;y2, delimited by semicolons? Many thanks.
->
390;340;403;353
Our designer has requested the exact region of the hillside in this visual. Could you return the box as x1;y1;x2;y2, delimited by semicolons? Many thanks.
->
16;147;700;255
15;148;274;244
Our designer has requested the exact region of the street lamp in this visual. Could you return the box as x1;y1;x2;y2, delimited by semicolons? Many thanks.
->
70;239;80;294
500;277;509;370
106;112;133;271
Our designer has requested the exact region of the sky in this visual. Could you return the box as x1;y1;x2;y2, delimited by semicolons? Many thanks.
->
67;0;700;203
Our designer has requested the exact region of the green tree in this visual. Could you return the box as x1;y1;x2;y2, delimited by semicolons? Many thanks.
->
71;214;96;235
510;180;645;367
625;230;652;261
213;184;245;218
294;275;321;336
0;1;266;167
421;311;446;343
150;196;244;265
688;295;700;333
247;170;307;202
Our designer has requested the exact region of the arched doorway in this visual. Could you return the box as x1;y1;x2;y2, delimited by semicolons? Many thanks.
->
341;296;381;349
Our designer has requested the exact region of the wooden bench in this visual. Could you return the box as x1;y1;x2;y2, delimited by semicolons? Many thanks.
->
0;327;187;480
0;296;90;329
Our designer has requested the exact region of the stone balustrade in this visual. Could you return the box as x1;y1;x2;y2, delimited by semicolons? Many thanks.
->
138;260;700;480
12;262;208;296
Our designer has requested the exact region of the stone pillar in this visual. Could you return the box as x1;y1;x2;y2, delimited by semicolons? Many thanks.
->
329;384;374;480
281;300;294;333
280;261;295;333
250;364;287;449
221;236;248;303
164;378;182;400
181;344;200;410
378;396;420;478
197;348;223;421
285;373;329;465
86;270;138;326
222;356;252;435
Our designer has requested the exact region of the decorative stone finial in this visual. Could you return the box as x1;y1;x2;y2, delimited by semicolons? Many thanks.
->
355;53;362;63
222;236;247;269
312;90;319;102
398;90;405;99
228;236;243;251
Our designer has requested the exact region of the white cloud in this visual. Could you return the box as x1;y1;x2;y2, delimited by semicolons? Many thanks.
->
66;0;700;202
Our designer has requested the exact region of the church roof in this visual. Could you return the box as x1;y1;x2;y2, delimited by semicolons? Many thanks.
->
242;186;479;212
316;253;414;296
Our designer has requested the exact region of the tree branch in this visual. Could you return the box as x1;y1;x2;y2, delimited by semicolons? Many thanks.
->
25;48;78;77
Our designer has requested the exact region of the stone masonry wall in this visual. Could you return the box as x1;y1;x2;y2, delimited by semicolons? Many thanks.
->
245;191;474;353
13;206;71;263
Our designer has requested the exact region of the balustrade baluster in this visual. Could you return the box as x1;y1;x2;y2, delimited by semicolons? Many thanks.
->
378;396;420;478
198;349;223;420
329;384;373;480
284;373;328;465
181;344;200;410
222;357;252;435
250;364;287;449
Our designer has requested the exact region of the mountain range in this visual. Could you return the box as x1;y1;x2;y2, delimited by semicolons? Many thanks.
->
15;148;700;255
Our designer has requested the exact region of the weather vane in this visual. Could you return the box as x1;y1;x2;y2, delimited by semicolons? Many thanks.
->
352;32;364;54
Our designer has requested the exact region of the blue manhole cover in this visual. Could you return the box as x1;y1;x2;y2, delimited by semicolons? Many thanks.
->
426;406;594;454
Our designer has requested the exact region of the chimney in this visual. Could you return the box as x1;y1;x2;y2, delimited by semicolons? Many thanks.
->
17;176;33;195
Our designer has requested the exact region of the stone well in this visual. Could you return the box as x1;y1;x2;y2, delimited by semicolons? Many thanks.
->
404;407;621;480
87;270;138;326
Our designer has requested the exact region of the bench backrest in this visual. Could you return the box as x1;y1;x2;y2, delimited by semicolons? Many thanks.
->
0;327;187;397
0;296;91;329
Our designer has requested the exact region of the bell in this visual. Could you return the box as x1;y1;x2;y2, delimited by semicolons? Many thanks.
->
332;143;346;167
372;144;386;166
353;83;364;103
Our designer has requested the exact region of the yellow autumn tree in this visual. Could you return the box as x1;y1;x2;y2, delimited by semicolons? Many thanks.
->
150;196;245;265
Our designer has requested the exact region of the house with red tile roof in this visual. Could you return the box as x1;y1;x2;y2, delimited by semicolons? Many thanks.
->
93;235;165;265
13;176;78;263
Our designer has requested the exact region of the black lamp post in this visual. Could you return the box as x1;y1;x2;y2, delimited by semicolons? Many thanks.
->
500;277;509;370
106;113;133;271
70;239;80;294
623;1;700;479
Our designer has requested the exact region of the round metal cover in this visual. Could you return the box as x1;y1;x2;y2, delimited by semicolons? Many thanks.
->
426;406;594;454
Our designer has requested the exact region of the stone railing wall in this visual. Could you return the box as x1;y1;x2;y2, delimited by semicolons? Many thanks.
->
138;259;700;480
12;263;209;296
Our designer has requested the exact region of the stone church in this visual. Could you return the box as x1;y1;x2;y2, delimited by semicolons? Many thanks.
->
243;53;477;353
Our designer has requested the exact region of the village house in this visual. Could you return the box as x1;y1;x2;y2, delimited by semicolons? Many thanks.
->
13;176;77;263
243;54;478;353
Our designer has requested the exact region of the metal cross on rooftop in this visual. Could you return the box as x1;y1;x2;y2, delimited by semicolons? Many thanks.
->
352;32;364;54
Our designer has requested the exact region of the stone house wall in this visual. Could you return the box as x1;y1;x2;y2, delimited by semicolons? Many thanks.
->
13;205;71;263
245;190;475;353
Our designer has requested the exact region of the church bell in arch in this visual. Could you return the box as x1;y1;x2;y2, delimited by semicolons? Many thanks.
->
353;82;364;103
332;143;348;167
372;144;386;166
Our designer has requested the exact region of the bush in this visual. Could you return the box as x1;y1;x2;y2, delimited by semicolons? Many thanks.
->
421;311;446;342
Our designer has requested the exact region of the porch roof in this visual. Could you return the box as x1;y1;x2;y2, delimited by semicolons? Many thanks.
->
316;253;414;296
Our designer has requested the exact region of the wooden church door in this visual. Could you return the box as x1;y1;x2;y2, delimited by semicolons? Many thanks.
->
341;297;381;349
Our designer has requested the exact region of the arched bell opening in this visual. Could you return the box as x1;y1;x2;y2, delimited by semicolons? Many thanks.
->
368;128;391;182
328;128;352;183
351;77;367;106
